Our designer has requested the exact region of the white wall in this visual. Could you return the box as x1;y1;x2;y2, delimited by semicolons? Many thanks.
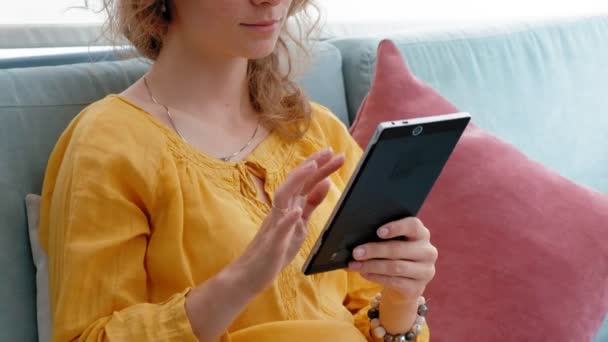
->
323;0;607;22
2;0;607;25
1;0;606;52
1;0;102;24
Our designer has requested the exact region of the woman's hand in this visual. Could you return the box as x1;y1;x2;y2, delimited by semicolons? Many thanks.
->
347;217;438;300
186;148;344;341
229;147;345;295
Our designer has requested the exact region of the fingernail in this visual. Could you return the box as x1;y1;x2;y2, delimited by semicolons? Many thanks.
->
349;261;362;270
317;147;331;156
378;227;389;237
305;160;317;169
353;247;365;258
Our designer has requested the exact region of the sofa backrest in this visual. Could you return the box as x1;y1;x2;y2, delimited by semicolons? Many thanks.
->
0;41;347;341
0;58;147;341
331;16;608;193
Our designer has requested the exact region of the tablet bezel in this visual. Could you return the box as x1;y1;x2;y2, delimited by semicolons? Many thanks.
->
302;112;471;275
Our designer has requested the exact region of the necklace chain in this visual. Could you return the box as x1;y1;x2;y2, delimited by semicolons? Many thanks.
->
143;76;260;162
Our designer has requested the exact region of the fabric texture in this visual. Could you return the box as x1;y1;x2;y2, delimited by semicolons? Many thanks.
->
348;39;608;341
38;96;429;342
25;194;51;342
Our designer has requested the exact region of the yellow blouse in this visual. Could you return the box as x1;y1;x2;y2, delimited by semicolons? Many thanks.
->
39;95;430;342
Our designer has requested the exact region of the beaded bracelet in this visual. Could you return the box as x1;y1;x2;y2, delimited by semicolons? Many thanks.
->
367;292;428;342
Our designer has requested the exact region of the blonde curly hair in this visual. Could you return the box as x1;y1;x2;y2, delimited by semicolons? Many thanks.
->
92;0;320;141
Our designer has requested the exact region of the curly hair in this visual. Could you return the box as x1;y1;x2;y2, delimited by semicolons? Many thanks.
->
92;0;320;141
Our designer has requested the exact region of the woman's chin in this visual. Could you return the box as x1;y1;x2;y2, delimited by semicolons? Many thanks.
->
241;42;280;60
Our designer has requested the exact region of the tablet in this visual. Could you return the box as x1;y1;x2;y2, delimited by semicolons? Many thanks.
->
302;112;471;275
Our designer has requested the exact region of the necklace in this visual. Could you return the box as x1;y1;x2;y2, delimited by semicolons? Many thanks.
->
143;76;260;162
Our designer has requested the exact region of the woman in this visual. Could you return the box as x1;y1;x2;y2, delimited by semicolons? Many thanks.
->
39;0;438;341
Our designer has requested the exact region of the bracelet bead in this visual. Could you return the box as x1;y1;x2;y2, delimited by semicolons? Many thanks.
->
384;335;407;342
367;293;428;342
417;304;428;317
368;308;380;319
373;326;387;338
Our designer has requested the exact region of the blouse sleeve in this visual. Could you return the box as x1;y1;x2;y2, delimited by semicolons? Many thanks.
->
39;111;200;342
312;103;430;342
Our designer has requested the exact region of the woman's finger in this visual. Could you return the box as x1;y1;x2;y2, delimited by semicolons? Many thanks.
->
271;207;303;241
301;178;332;222
377;217;430;241
272;148;335;213
352;240;438;262
285;218;308;258
273;160;318;212
358;272;425;295
308;148;335;170
348;259;435;282
300;153;345;196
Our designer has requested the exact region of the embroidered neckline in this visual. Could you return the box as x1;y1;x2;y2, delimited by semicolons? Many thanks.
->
108;94;294;172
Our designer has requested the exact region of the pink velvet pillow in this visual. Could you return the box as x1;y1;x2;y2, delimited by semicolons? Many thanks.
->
349;39;608;341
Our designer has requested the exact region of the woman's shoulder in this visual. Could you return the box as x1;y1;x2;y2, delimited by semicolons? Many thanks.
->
49;95;168;172
69;95;165;146
306;101;354;147
305;102;363;187
309;102;350;131
65;95;165;150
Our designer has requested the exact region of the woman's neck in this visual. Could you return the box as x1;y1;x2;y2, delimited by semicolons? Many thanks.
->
146;30;256;127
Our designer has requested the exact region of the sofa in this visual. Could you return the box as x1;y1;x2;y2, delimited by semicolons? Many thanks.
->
1;15;607;341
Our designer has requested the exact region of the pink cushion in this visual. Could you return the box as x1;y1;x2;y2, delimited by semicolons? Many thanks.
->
349;39;608;341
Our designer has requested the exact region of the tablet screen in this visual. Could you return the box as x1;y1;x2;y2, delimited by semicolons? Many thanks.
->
303;114;470;275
